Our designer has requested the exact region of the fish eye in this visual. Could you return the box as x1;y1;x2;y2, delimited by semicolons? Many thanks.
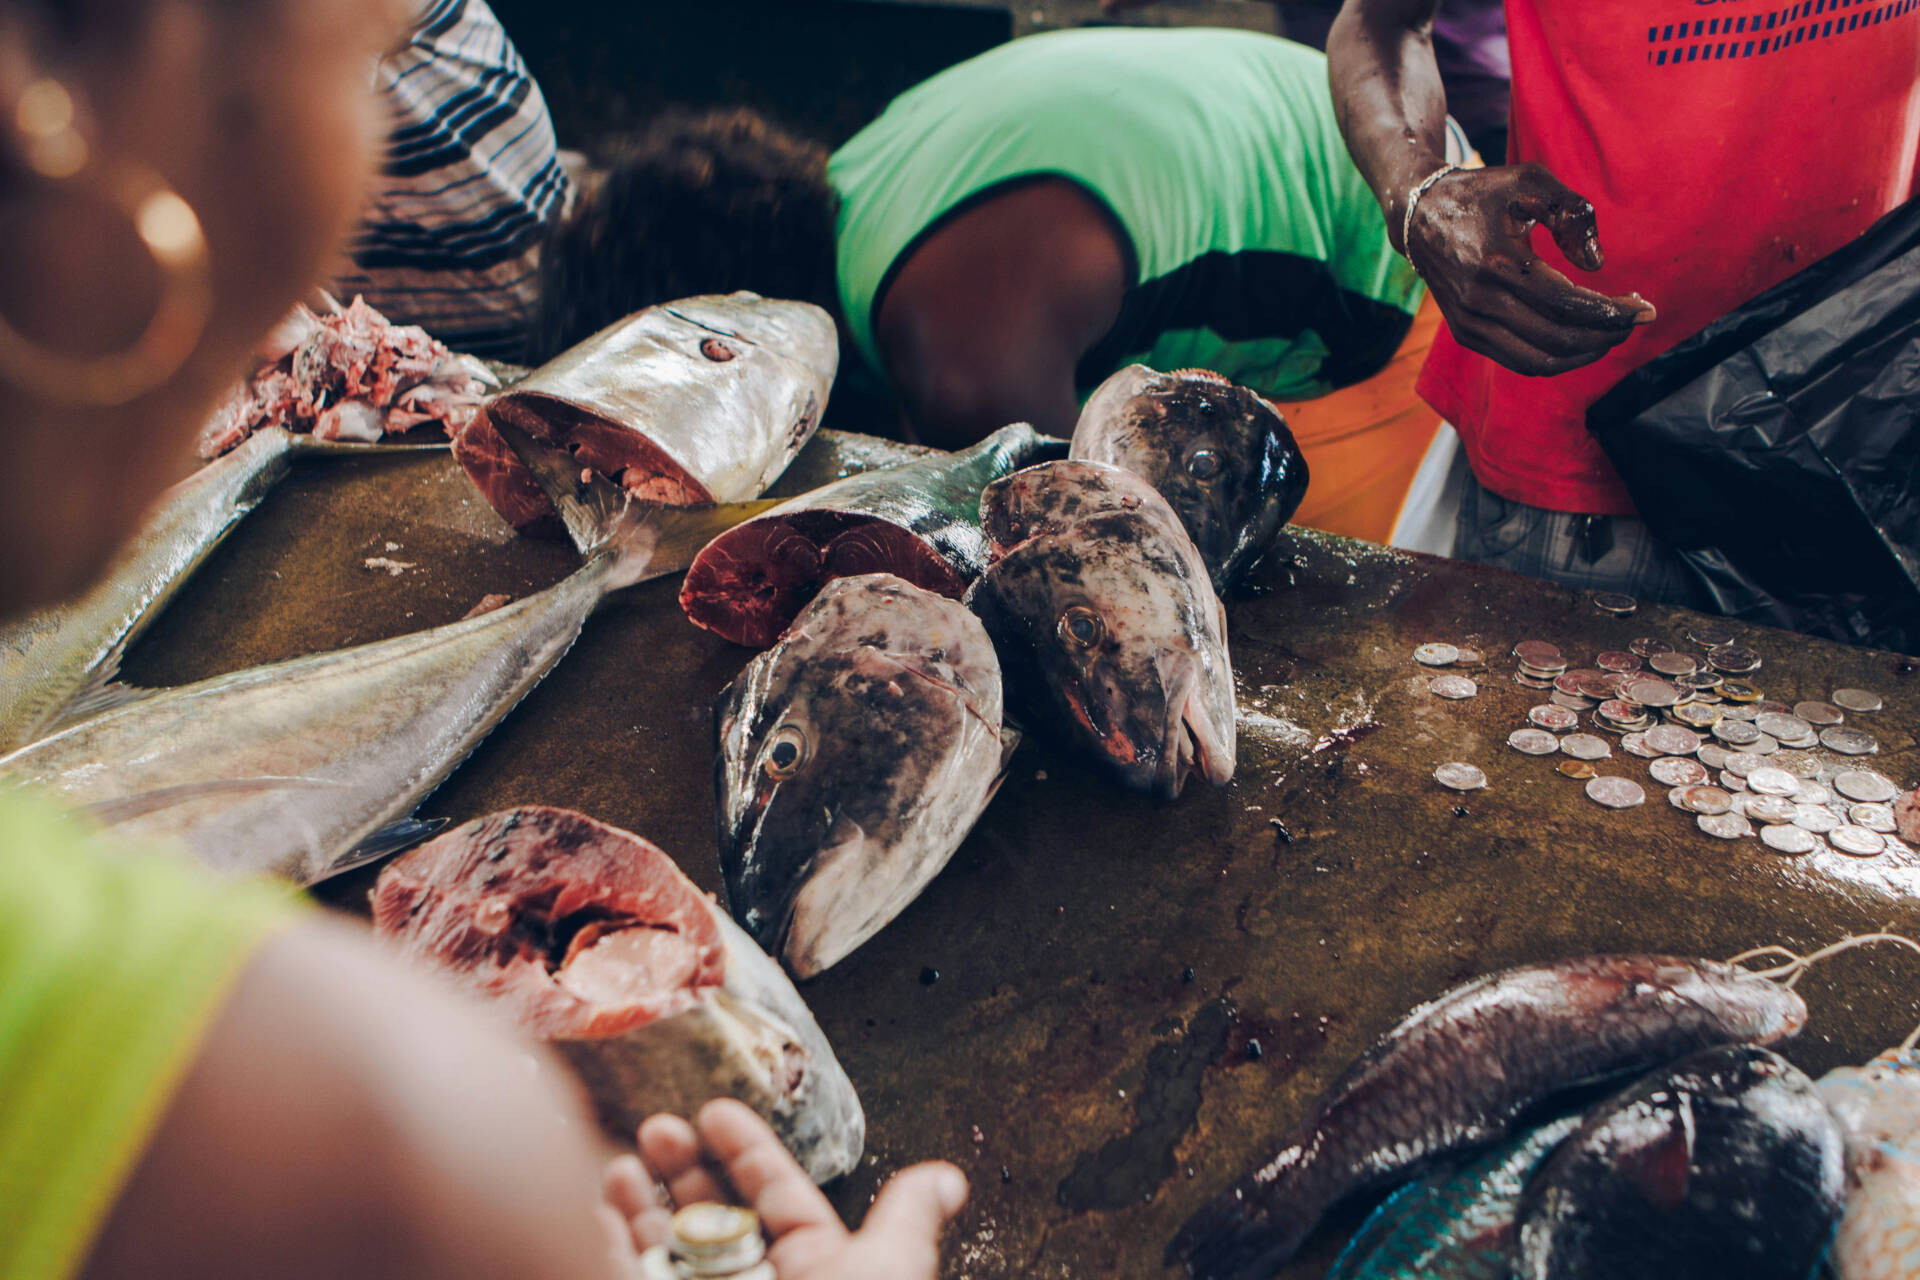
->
701;338;737;362
1058;605;1103;649
1187;448;1221;480
764;725;809;778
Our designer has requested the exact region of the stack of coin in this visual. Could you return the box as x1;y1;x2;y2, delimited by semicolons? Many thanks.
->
1513;640;1567;690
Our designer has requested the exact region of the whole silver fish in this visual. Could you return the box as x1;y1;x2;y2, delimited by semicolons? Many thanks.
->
1071;365;1308;593
1167;955;1808;1280
715;573;1011;978
0;495;765;883
371;805;865;1182
968;459;1235;799
0;427;441;753
1818;1048;1920;1280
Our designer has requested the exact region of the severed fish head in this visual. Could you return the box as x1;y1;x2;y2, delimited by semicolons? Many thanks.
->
1071;366;1307;594
970;460;1235;800
715;574;1007;978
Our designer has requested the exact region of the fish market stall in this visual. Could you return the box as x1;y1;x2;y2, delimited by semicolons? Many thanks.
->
84;434;1920;1278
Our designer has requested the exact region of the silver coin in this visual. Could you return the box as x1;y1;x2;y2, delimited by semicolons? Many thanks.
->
1586;776;1646;809
1592;592;1640;615
1431;675;1479;700
1830;825;1887;857
1722;751;1770;779
1649;652;1699;677
1832;688;1885;713
1671;703;1723;729
1414;642;1460;666
1435;762;1488;791
1833;769;1897;803
1793;804;1843;834
1650;756;1711;788
1560;734;1612;761
1643;725;1703;756
1621;677;1683;708
1760;824;1819;855
1792;700;1845;726
1791;781;1832;806
1513;640;1564;666
1774;751;1824;780
1598;699;1650;725
1720;770;1750;793
1552;691;1598;711
1698;811;1753;839
1621;732;1661;759
1686;623;1735;647
1529;704;1580;732
1718;703;1759;721
1713;720;1763;746
1508;728;1562;756
1709;646;1763;675
1594;650;1642;673
1577;673;1624;701
1697;743;1735;770
1630;637;1676;658
1515;673;1557;691
1850;803;1898;834
1746;767;1799;796
1822;727;1881;756
1746;795;1800;825
1678;671;1725;690
1748;733;1781;756
1673;784;1735;815
1753;713;1813;742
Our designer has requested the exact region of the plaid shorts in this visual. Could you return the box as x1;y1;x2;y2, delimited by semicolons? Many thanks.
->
1454;473;1719;612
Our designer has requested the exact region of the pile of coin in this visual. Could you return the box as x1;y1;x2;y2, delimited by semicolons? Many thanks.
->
1408;621;1917;857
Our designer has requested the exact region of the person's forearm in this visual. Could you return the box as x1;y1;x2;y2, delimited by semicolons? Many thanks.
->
1328;0;1453;253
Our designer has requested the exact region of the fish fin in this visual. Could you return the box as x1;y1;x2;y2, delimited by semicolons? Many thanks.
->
324;816;451;875
83;775;350;827
998;724;1024;771
1613;1096;1696;1211
43;679;152;734
488;414;632;554
602;497;784;591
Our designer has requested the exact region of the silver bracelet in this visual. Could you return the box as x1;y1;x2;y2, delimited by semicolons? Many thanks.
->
1401;162;1463;267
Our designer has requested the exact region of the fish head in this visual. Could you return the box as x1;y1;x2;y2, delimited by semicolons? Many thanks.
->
1678;959;1810;1044
1070;366;1308;591
714;574;1005;977
971;476;1235;799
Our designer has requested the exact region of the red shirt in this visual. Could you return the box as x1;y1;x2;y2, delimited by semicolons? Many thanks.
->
1420;0;1920;515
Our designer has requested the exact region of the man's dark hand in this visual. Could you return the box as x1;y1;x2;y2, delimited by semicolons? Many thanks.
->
1407;162;1657;377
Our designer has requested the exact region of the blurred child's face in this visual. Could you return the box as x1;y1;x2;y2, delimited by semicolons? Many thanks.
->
0;0;408;611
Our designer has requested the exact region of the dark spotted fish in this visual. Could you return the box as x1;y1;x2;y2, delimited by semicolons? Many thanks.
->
1071;365;1308;592
1167;955;1809;1280
968;459;1234;800
681;422;1065;648
715;573;1010;978
1515;1044;1844;1280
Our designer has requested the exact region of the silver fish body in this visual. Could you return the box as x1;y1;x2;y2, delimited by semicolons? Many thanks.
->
968;459;1234;799
1818;1049;1920;1279
1072;365;1308;593
715;574;1008;978
0;427;437;753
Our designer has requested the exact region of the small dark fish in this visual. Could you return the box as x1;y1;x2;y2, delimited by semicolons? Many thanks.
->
681;422;1065;648
1515;1044;1844;1280
1071;365;1308;593
1330;1113;1587;1280
714;573;1011;978
968;459;1234;799
1167;955;1808;1280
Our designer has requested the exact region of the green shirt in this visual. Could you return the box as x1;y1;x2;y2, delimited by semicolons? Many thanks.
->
829;27;1424;404
0;789;297;1280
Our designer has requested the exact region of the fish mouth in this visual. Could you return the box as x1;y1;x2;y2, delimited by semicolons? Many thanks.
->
1156;654;1235;800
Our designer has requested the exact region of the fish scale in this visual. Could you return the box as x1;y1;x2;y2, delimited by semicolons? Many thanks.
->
1167;955;1808;1280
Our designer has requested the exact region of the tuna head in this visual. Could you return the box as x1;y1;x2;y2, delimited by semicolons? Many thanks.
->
1071;366;1308;593
715;574;1007;978
971;461;1235;800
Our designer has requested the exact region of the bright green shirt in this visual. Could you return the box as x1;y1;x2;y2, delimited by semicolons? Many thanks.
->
0;789;297;1280
829;27;1424;404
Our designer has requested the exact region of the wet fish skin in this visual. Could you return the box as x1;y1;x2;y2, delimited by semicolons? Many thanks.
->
1817;1049;1920;1279
1515;1044;1844;1280
715;573;1007;978
0;427;441;753
1329;1113;1587;1280
1071;365;1308;593
1166;955;1808;1280
968;459;1234;800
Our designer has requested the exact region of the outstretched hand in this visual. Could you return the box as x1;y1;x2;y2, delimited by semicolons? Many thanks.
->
1406;162;1657;377
605;1099;967;1280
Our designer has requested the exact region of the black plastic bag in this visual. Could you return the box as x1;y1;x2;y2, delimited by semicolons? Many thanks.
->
1588;196;1920;651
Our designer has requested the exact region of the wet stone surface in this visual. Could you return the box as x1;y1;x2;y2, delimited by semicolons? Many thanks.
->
119;434;1920;1280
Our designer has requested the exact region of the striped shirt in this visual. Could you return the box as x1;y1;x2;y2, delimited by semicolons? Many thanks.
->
332;0;570;360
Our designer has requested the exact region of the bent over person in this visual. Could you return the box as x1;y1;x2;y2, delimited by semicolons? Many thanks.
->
534;28;1472;544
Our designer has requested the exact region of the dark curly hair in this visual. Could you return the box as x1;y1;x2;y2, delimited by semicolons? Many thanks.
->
528;108;841;363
